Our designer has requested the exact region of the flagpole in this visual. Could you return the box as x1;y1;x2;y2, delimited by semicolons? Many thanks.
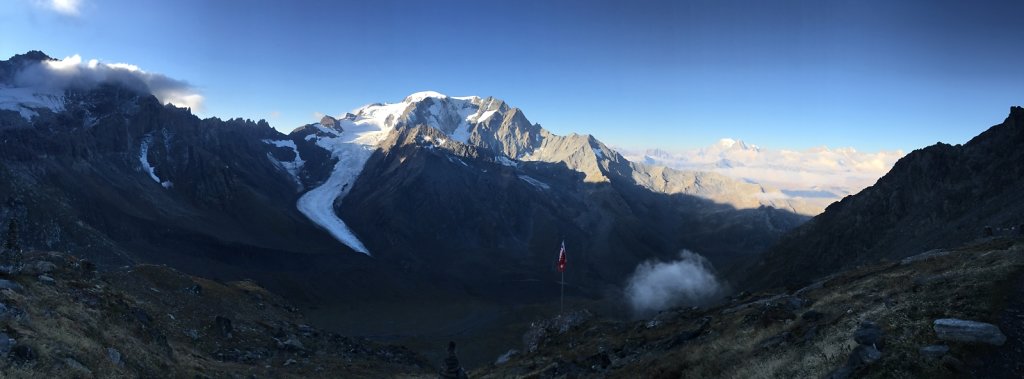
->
560;270;564;316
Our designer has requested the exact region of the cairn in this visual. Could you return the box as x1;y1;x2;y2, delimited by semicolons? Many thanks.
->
439;341;469;379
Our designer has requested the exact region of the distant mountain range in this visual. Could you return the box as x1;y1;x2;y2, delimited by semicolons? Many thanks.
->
0;51;807;358
744;106;1024;291
617;138;905;215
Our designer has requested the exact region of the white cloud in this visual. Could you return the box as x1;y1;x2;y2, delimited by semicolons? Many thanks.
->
34;0;83;16
618;139;905;201
13;54;204;111
625;250;727;315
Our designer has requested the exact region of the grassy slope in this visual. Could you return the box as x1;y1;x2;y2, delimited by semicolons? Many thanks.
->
475;237;1024;378
0;251;432;378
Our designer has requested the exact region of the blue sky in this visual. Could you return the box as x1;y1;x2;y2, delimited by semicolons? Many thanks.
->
2;0;1022;152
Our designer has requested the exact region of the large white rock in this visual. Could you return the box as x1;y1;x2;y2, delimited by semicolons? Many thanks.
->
934;318;1006;346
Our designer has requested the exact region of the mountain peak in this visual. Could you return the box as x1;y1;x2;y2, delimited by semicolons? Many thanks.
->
7;50;53;64
713;138;757;151
403;91;449;103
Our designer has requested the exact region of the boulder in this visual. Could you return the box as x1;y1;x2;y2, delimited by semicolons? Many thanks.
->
277;335;305;351
847;344;882;366
941;355;968;374
919;344;949;360
11;344;36;362
826;345;882;379
0;332;14;355
0;279;23;291
22;261;56;275
801;310;824;322
107;347;124;367
934;318;1006;345
63;357;93;377
0;264;20;275
854;320;885;349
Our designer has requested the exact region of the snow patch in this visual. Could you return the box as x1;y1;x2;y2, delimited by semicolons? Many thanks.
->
475;110;498;123
496;156;517;167
0;86;65;120
262;139;305;189
404;91;448;102
139;136;172;188
592;147;605;159
518;175;550;190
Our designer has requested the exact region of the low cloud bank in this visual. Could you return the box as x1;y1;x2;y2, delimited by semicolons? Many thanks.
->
13;54;203;111
617;140;905;201
625;250;727;315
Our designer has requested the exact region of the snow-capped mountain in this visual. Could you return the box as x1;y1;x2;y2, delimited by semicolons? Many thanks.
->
281;92;817;253
0;52;809;344
618;138;906;214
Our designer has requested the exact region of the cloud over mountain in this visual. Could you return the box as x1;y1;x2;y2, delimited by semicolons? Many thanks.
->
12;54;203;111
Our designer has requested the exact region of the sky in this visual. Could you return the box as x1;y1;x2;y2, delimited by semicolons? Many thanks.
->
2;0;1023;153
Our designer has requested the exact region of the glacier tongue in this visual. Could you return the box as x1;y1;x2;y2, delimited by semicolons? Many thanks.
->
297;125;375;255
297;92;512;255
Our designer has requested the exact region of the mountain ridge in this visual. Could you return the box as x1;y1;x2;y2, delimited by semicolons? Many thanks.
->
744;106;1024;291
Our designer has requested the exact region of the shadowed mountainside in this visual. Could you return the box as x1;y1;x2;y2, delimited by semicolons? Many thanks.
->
743;106;1024;291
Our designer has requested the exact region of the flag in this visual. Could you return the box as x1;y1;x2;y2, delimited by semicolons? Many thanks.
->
557;240;567;273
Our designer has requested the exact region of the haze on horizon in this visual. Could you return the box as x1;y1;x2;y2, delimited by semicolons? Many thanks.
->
2;0;1022;154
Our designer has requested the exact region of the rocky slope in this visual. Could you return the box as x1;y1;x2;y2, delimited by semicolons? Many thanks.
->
744;107;1024;291
475;237;1024;378
0;250;430;378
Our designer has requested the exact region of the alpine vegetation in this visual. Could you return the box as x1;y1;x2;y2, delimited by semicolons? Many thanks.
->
625;249;726;315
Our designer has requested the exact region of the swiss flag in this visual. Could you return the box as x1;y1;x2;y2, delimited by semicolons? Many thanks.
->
557;241;567;273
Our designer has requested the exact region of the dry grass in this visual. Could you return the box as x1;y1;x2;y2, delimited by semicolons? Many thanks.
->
0;252;433;378
476;238;1024;378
